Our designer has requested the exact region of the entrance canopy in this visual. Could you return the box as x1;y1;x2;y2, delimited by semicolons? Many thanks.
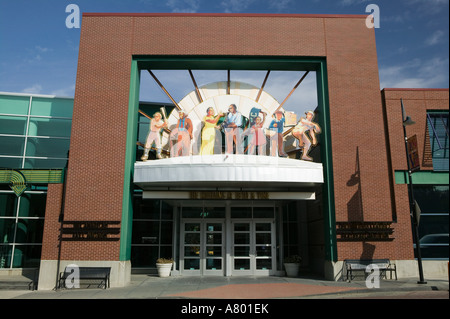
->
134;154;323;189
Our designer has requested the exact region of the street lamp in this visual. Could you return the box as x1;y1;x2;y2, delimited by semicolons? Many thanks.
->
401;99;426;284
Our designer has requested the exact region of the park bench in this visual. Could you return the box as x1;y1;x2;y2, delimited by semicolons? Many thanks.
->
344;259;397;282
59;266;111;289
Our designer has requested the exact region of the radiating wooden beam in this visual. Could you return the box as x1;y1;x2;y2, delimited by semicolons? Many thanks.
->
227;70;230;95
256;71;270;102
188;70;203;103
147;70;181;110
276;71;309;112
139;109;152;120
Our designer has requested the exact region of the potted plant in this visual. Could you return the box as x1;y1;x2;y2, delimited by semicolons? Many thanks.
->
156;258;173;277
284;255;302;277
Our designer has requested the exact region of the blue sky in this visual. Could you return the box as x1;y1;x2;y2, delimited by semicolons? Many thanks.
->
0;0;448;114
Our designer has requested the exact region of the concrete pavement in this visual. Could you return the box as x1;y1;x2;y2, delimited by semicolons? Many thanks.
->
0;274;448;299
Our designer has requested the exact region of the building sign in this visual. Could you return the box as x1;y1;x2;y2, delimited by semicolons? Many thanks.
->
61;221;120;241
336;222;394;241
190;191;269;200
143;191;316;200
407;134;420;172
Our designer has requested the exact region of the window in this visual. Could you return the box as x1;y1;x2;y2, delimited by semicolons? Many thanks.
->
414;185;449;259
0;93;73;169
131;197;174;268
427;112;449;171
0;191;46;268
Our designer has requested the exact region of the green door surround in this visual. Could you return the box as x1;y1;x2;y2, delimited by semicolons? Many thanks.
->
120;56;337;262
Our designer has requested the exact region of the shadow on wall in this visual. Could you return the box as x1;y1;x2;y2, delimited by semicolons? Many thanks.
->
346;147;363;222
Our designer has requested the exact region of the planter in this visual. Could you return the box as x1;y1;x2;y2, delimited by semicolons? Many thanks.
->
284;263;300;277
156;263;173;277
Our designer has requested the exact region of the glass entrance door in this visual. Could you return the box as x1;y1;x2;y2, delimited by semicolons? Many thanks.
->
232;220;275;276
181;220;224;276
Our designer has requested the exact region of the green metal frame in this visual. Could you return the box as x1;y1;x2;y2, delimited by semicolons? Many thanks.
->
395;170;449;185
120;56;336;262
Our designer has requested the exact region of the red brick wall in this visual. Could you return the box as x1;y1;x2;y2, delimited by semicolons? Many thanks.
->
381;88;449;260
41;183;63;260
42;13;427;262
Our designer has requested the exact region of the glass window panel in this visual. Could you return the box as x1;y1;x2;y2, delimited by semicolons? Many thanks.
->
234;259;250;270
253;207;274;218
418;215;449;240
256;259;272;270
231;207;252;219
185;223;200;232
18;193;46;217
234;233;250;245
0;219;15;243
256;233;271;245
234;223;250;232
160;221;173;244
0;245;12;268
161;201;173;220
12;244;42;268
207;223;222;232
206;246;222;257
30;97;73;118
206;259;222;270
256;223;271;231
182;207;203;218
427;112;449;171
138;123;150;143
206;233;222;245
0;95;30;115
0;136;25;156
132;221;159;244
134;199;160;220
25;137;70;158
0;193;18;217
184;233;200;245
0;157;22;169
234;246;250;257
28;117;72;137
256;246;272;257
23;158;68;169
184;258;200;270
184;246;200;257
414;186;449;214
131;246;159;267
203;206;225;218
15;219;44;244
159;246;172;261
0;115;27;135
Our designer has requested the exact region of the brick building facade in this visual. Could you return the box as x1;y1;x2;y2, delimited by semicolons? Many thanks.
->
29;13;448;289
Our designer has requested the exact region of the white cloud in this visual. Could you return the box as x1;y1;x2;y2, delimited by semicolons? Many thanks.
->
268;0;294;11
51;85;76;97
426;30;445;46
339;0;370;6
166;0;200;13
22;84;43;94
380;57;449;89
220;0;256;13
406;0;449;15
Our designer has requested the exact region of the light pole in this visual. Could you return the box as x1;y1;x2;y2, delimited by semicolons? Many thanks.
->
401;99;426;284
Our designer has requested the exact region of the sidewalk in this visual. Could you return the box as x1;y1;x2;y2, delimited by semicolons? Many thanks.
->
1;274;448;299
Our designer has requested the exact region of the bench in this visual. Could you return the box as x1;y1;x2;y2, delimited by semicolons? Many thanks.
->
344;259;397;282
59;266;111;289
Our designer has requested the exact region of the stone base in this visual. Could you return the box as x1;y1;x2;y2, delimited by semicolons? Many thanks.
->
37;260;131;290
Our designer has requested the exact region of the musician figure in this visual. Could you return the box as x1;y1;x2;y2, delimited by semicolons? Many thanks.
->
223;104;244;154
